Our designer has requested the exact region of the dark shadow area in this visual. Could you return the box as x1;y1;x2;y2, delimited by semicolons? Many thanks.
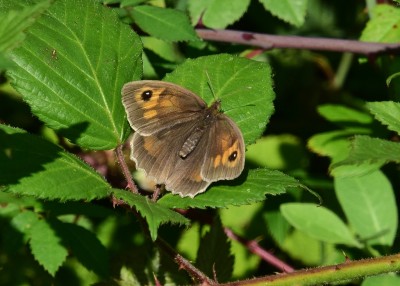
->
0;122;88;186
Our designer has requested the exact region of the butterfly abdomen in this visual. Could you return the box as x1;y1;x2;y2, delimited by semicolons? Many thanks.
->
179;124;208;158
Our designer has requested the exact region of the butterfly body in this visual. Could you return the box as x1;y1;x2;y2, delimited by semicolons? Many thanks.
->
122;80;244;197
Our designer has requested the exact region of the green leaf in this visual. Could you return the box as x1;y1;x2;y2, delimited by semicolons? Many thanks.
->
360;4;400;43
335;170;397;246
333;135;400;167
363;274;400;286
246;134;308;170
158;169;307;209
196;216;234;283
55;221;109;277
141;36;184;63
0;125;111;201
163;54;275;145
0;1;50;52
7;0;142;150
111;189;189;241
308;130;354;162
188;0;251;29
29;219;68;276
132;5;198;42
317;104;373;127
308;130;384;177
281;203;361;247
367;101;400;135
259;0;308;27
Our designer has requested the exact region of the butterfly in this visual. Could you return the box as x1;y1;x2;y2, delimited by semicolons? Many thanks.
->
122;80;245;197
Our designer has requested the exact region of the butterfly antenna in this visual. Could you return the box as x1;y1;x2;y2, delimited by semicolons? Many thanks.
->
205;70;218;101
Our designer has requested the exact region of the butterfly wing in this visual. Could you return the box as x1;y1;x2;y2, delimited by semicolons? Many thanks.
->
131;120;209;196
122;80;207;136
165;125;212;197
201;115;245;182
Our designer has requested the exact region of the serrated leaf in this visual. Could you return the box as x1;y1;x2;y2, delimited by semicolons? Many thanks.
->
163;54;275;145
335;170;397;246
11;210;39;235
196;216;233;283
259;0;308;27
333;135;400;168
132;5;198;41
0;125;111;201
0;1;50;52
367;101;400;135
158;169;307;209
55;221;109;277
188;0;250;29
360;4;400;43
308;130;354;162
7;0;142;150
281;203;361;247
111;189;189;240
29;219;68;276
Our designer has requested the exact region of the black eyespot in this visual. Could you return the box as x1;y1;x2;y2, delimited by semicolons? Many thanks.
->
141;90;152;101
228;151;238;161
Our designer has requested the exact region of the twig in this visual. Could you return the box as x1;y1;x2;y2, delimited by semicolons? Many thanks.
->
218;253;400;286
152;184;162;202
115;144;139;194
156;237;216;285
224;227;294;273
196;29;400;56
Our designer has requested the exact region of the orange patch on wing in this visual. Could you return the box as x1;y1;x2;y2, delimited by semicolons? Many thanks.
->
192;172;203;182
143;109;158;119
221;140;241;168
159;99;174;108
143;136;160;157
135;87;165;110
213;154;222;168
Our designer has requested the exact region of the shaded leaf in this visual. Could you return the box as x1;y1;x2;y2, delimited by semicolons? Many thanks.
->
163;54;275;145
158;169;307;209
367;101;400;135
361;4;400;43
7;0;142;149
111;189;189;240
29;219;68;276
0;125;111;201
0;0;50;52
188;0;251;29
196;216;233;283
335;170;397;246
281;203;361;247
259;0;308;27
55;221;109;277
132;5;198;41
333;135;400;167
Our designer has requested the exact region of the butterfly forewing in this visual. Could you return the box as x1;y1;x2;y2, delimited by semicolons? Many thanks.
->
122;81;206;136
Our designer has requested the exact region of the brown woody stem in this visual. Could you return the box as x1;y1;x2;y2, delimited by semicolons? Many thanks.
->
196;29;400;56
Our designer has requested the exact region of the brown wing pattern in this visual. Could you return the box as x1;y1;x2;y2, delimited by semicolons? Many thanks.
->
201;115;245;182
131;119;208;194
122;81;206;136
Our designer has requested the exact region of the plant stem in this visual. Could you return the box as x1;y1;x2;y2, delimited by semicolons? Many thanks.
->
224;227;294;273
156;237;216;285
218;253;400;286
196;29;400;56
115;144;139;194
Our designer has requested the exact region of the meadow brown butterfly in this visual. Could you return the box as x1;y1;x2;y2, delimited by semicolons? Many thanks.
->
122;80;244;197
